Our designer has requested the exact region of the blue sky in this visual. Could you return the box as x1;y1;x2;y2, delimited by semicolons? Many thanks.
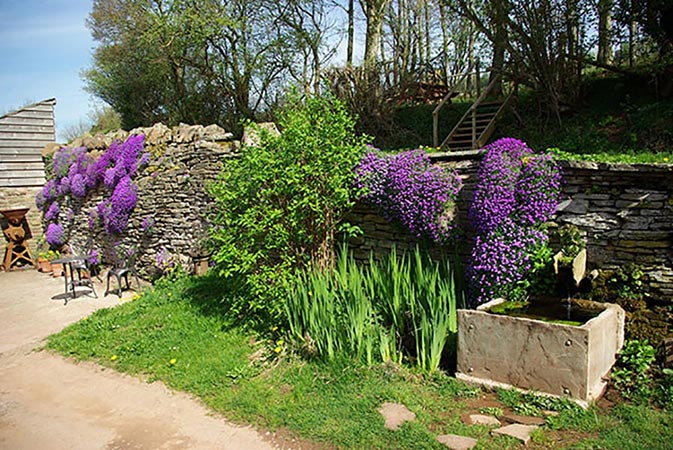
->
0;0;95;141
0;0;361;142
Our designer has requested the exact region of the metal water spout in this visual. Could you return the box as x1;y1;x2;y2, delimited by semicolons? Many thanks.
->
554;249;597;320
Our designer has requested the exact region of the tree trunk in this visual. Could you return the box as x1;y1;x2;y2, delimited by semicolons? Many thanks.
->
597;0;613;64
438;0;450;84
468;18;475;95
347;0;354;67
361;0;391;91
424;0;431;75
489;0;507;95
629;13;636;68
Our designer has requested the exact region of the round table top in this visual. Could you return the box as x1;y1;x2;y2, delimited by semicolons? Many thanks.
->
52;255;92;264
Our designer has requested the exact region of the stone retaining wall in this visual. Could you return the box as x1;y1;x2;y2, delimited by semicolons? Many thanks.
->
346;151;673;303
44;130;673;301
61;123;238;277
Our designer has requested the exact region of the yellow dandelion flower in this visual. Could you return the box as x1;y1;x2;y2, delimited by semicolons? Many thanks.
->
276;340;284;346
169;358;177;365
271;326;278;332
308;291;312;296
274;346;282;353
110;355;118;361
664;157;669;162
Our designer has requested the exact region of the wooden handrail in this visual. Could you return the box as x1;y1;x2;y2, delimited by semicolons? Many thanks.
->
474;88;515;148
432;70;470;148
440;73;504;150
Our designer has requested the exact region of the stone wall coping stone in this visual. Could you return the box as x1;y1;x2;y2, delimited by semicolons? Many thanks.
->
428;149;485;161
427;150;673;173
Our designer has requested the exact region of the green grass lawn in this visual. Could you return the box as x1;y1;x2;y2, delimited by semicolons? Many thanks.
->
46;274;673;449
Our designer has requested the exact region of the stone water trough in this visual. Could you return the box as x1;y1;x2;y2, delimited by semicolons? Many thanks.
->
456;298;625;405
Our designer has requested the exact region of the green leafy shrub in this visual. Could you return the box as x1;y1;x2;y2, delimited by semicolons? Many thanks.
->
285;246;463;372
209;95;369;324
612;340;656;403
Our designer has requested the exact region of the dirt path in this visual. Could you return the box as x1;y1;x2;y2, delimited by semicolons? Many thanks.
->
0;270;280;450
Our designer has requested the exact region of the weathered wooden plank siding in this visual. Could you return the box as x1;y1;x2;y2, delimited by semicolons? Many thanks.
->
0;98;54;188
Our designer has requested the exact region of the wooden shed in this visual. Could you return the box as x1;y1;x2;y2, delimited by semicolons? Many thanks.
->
0;98;55;188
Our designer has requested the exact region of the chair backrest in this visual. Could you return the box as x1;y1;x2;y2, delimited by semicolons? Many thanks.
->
115;246;138;270
70;237;96;262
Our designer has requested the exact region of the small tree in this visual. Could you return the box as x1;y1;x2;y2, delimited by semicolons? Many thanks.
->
209;95;369;322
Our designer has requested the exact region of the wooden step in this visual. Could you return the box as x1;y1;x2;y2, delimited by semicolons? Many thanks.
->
474;112;497;118
453;126;489;135
446;140;476;146
452;127;488;134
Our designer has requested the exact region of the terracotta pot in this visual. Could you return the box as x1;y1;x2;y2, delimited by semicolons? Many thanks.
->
37;258;52;273
193;257;210;276
51;262;64;277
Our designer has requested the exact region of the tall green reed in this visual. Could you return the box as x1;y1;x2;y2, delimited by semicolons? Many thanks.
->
285;245;464;372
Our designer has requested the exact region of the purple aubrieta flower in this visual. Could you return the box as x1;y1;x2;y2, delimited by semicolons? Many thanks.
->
99;175;137;235
88;210;97;231
355;149;462;242
45;222;65;246
103;167;118;189
138;152;150;167
38;134;148;241
70;173;87;197
141;217;155;232
35;190;46;211
45;201;60;221
467;138;562;304
40;180;57;207
87;249;99;265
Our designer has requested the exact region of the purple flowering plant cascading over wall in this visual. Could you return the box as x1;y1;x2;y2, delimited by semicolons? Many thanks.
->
36;134;150;249
355;148;462;243
467;138;562;305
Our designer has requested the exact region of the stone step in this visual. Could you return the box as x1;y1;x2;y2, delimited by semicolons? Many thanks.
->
436;434;478;450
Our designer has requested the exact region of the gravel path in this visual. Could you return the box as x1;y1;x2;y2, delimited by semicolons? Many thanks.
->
0;270;278;450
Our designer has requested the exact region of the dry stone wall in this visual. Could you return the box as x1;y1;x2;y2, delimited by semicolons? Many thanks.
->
44;128;673;302
63;123;238;277
346;151;673;303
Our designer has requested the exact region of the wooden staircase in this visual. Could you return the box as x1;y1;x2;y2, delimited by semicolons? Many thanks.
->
433;74;515;151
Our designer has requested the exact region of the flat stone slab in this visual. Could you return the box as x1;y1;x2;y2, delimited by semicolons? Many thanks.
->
491;424;538;446
378;402;416;430
502;413;546;426
465;414;501;427
436;434;478;450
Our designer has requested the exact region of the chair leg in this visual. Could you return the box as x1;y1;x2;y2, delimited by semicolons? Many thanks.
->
105;271;112;297
88;270;98;298
116;273;123;298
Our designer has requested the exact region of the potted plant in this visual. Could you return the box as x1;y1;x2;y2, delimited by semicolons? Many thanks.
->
47;250;63;277
37;250;53;273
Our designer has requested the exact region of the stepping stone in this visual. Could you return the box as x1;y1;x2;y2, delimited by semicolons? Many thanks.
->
465;414;501;427
436;434;478;450
491;424;538;446
502;413;546;426
378;402;416;430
